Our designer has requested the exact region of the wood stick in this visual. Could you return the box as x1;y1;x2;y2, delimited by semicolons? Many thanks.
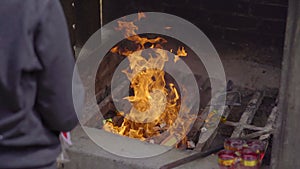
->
231;91;264;138
159;144;224;169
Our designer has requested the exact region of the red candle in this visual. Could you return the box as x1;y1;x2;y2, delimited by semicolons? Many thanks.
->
246;140;266;161
218;149;237;169
239;148;260;169
224;138;246;155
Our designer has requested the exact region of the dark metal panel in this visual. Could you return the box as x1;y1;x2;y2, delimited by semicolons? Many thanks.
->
272;0;300;168
74;0;101;47
60;0;101;49
59;0;76;50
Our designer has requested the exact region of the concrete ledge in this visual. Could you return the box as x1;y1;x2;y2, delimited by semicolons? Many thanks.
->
64;126;219;169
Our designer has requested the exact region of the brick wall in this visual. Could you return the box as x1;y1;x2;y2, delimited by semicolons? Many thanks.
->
103;0;288;66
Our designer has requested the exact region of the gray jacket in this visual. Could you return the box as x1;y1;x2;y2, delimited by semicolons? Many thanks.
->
0;0;78;168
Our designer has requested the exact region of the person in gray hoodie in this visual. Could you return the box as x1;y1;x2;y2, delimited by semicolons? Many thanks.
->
0;0;79;168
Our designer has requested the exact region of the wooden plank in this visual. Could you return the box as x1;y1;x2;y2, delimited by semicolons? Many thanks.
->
231;91;264;138
260;103;278;140
195;106;227;151
242;129;274;140
224;121;266;131
194;93;223;151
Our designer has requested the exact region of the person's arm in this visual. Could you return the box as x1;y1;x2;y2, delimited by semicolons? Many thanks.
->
34;0;78;132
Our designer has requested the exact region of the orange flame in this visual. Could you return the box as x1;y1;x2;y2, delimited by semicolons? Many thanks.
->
138;12;146;21
104;14;190;144
174;46;188;63
115;21;138;38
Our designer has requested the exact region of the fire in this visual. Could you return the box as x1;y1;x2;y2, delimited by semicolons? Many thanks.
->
174;46;187;63
138;12;146;21
103;14;189;144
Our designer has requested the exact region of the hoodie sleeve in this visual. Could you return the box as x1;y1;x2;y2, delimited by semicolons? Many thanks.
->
34;0;79;132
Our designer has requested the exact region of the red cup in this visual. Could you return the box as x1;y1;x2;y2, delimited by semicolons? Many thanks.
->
246;140;266;161
239;148;260;169
224;138;246;156
218;149;238;169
